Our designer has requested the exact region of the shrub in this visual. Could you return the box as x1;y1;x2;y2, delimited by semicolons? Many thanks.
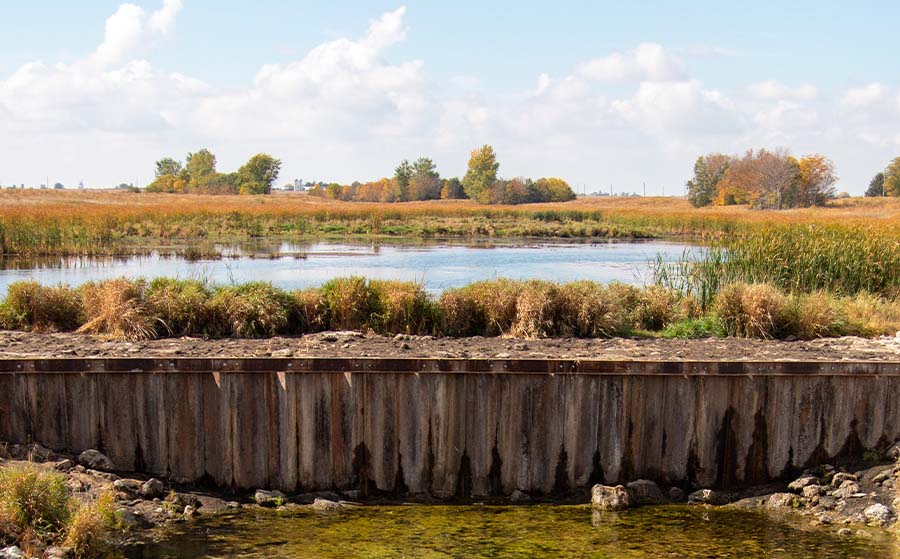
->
208;282;296;337
461;279;523;336
2;281;83;332
842;293;900;337
436;289;484;337
557;281;632;337
320;277;381;331
662;316;724;339
714;283;788;338
64;492;120;559
145;278;212;337
77;278;155;340
369;280;434;335
787;292;847;339
633;285;682;331
295;288;330;333
509;281;561;338
0;465;70;540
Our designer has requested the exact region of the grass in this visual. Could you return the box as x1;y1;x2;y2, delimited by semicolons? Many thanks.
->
4;276;894;341
0;464;120;558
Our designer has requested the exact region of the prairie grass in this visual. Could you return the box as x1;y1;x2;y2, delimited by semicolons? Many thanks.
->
369;280;434;335
320;277;381;331
207;282;297;338
77;278;155;340
63;492;120;559
0;281;83;332
146;278;212;337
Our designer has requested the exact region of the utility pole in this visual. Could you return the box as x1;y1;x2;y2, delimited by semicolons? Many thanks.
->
643;182;646;197
610;183;613;197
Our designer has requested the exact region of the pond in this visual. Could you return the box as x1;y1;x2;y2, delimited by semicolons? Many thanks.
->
126;505;897;559
0;239;696;294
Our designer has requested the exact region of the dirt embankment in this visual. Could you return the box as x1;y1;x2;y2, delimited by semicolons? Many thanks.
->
0;330;899;361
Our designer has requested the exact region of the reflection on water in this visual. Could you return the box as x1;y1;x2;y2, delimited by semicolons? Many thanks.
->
0;239;699;293
126;505;897;559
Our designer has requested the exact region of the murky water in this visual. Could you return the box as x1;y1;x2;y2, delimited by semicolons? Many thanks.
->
126;505;896;559
0;240;696;293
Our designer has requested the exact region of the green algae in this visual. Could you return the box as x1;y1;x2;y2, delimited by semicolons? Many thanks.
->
128;505;898;559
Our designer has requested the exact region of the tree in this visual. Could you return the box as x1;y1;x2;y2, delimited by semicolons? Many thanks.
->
440;177;466;199
155;157;183;178
408;157;441;200
237;153;281;195
866;172;885;197
686;153;730;207
532;177;576;202
797;154;837;206
186;149;216;181
462;145;499;203
885;157;900;197
394;160;412;201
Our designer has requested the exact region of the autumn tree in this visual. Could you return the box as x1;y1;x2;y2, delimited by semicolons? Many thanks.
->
154;157;183;178
462;145;500;203
885;157;900;197
408;157;441;201
440;177;466;199
394;160;412;201
866;172;885;197
796;154;837;206
237;153;282;195
186;149;217;183
686;153;729;207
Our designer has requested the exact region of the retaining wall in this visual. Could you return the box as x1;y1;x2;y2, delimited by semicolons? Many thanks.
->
2;358;899;496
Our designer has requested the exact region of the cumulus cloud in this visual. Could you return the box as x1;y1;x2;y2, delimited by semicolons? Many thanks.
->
841;83;888;108
747;80;817;102
91;0;182;65
577;43;686;82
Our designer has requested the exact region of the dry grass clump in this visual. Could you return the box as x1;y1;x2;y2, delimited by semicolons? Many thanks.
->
714;283;788;339
77;278;155;340
632;285;683;331
63;492;119;559
557;281;633;338
145;278;212;337
509;281;562;338
295;288;330;333
842;293;900;336
0;281;83;332
369;280;434;335
320;277;381;331
787;292;847;339
462;279;523;336
208;282;296;338
436;288;485;337
0;464;70;541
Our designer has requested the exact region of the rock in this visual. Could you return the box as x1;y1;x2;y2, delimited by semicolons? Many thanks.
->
830;472;858;488
254;489;286;507
226;501;241;509
832;480;861;500
513;343;528;351
53;459;76;472
77;449;114;471
864;503;892;526
183;505;197;518
872;469;893;485
788;475;818;493
591;484;633;511
625;479;665;505
140;478;165;499
509;489;531;503
26;443;55;462
311;498;342;511
167;492;200;509
837;528;852;537
0;547;24;559
802;484;824;499
271;348;292;358
117;508;153;529
113;478;142;496
667;487;686;502
765;493;798;510
687;489;731;506
44;546;70;559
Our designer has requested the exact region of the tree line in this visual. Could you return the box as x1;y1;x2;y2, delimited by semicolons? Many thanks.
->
308;145;576;204
686;148;838;209
147;150;282;195
865;156;900;197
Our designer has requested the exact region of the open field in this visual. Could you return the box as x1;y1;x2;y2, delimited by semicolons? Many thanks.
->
2;189;900;256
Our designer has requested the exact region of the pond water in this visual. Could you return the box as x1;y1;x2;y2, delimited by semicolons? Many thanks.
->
0;240;696;294
126;505;896;559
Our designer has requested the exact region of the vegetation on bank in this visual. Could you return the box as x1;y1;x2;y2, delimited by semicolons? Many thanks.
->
0;464;120;558
147;150;282;195
1;276;898;342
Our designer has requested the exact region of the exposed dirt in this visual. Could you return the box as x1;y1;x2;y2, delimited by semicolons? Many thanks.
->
1;330;899;361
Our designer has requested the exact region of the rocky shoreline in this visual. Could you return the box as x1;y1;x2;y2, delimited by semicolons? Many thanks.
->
2;441;898;558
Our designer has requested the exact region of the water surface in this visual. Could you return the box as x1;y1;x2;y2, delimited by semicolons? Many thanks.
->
127;505;896;559
0;240;696;293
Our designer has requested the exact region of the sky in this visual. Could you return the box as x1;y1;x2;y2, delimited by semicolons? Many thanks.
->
1;1;899;194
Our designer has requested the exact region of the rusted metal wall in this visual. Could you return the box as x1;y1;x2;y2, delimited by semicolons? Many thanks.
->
1;358;899;495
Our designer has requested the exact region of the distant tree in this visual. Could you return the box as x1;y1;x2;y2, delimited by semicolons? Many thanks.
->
440;177;466;199
186;149;217;182
155;157;183;178
796;154;837;206
533;177;576;202
53;182;64;190
408;157;441;200
885;157;900;197
686;153;730;207
462;145;499;203
394;159;412;201
866;172;885;197
237;153;281;195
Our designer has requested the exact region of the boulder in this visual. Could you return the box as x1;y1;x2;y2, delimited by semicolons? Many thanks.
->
113;478;142;496
872;469;893;485
77;449;114;471
311;498;342;512
830;472;858;488
667;487;686;502
53;459;76;472
254;489;286;507
625;479;665;505
832;480;861;500
864;503;893;527
509;489;531;503
591;484;633;511
765;493;798;510
787;475;818;493
687;489;731;506
802;485;824;499
140;478;165;500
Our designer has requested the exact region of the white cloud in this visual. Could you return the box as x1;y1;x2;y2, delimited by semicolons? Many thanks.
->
148;0;183;34
841;83;887;108
577;43;686;82
747;80;817;101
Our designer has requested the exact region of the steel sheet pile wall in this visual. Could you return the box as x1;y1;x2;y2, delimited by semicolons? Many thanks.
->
1;358;899;495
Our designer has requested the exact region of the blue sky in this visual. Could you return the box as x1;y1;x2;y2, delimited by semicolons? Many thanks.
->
1;1;899;193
